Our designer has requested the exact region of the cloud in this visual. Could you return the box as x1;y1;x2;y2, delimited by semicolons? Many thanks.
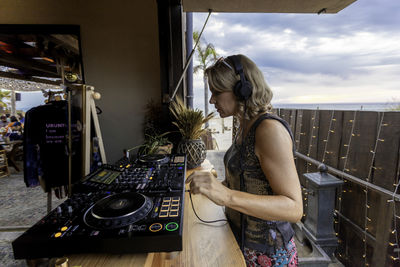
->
193;0;400;105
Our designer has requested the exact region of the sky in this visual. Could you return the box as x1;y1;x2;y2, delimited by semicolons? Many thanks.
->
16;91;46;112
192;0;400;111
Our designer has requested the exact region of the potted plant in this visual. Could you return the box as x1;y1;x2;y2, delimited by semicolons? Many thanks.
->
137;132;172;156
169;97;214;169
126;131;172;160
125;99;174;159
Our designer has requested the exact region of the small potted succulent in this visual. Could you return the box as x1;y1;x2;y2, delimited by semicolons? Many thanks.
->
136;132;172;156
127;99;173;158
169;97;214;169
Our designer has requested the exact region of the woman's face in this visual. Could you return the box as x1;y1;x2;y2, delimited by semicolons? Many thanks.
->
209;87;238;118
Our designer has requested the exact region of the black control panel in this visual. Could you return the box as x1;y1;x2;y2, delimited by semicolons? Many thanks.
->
12;154;186;259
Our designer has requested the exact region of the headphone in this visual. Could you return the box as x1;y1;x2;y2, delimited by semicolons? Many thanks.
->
227;55;253;101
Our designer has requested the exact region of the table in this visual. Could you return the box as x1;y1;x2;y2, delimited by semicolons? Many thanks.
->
67;160;245;267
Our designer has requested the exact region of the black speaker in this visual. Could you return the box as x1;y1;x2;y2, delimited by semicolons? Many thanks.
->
227;55;253;101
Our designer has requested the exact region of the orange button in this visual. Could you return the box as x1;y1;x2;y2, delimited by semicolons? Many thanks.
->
149;223;163;232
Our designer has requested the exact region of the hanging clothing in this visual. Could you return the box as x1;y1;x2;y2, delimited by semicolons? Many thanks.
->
24;101;82;192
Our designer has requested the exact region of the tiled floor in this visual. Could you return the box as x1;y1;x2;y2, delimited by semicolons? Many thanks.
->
0;170;65;267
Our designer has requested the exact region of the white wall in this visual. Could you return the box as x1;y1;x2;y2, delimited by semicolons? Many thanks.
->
0;0;161;162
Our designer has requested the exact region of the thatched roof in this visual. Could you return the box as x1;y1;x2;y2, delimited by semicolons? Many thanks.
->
0;76;62;92
0;26;81;91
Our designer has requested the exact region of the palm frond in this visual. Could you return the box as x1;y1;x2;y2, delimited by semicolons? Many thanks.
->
193;65;203;74
169;97;214;140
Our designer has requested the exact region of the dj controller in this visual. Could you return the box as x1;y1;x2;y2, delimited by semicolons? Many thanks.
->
12;154;186;259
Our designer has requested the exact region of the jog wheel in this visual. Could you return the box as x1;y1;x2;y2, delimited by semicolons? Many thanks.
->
139;154;169;165
83;192;153;229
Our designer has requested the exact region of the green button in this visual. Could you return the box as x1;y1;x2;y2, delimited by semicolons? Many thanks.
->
165;222;179;232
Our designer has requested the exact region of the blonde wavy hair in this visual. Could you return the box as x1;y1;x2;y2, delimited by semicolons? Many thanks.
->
205;54;273;120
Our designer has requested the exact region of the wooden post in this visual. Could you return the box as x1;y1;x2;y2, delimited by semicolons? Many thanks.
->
90;92;106;164
82;85;106;175
83;87;91;175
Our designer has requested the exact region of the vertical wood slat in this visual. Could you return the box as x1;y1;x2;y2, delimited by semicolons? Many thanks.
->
308;110;319;173
371;194;392;267
325;110;344;169
340;182;365;236
345;111;379;180
297;110;312;180
390;201;400;264
294;110;302;152
288;109;297;134
372;112;400;191
367;190;381;237
338;111;357;173
337;218;370;266
279;109;291;129
316;110;330;163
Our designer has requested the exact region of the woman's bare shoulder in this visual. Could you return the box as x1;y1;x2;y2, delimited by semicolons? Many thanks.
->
254;118;292;155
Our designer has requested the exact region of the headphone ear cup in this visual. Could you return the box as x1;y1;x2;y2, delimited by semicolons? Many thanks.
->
241;81;253;100
228;55;253;100
234;80;253;100
233;81;243;100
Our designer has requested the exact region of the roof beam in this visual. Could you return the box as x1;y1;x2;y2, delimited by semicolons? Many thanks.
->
0;51;59;78
182;0;357;13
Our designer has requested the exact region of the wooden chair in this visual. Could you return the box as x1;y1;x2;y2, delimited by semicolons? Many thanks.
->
0;149;10;177
6;141;23;172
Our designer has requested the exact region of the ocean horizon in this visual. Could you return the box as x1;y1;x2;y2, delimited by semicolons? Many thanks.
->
208;101;400;150
273;102;400;111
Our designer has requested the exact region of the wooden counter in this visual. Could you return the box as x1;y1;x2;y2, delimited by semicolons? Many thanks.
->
67;160;245;267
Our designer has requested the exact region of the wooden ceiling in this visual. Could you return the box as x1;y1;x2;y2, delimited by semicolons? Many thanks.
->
0;25;82;90
182;0;357;13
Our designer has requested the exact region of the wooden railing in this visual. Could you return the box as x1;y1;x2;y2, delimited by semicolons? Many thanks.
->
275;108;400;267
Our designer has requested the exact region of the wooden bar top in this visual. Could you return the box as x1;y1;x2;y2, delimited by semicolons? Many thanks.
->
67;160;245;267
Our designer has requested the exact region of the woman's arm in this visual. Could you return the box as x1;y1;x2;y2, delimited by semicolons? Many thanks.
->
186;119;303;223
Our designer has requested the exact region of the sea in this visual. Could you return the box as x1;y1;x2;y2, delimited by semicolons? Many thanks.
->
273;102;400;111
198;102;400;117
208;102;399;151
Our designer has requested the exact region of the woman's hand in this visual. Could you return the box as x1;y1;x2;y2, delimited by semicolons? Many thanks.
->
185;170;231;206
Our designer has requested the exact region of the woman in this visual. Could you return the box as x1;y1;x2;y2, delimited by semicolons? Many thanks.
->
186;55;303;267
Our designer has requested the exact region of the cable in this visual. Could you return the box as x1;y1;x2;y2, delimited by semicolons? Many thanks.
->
169;9;213;102
239;101;247;252
186;190;227;224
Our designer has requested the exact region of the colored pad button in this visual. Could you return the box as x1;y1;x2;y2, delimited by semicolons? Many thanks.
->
149;223;163;232
159;211;168;218
170;206;179;211
54;232;62;238
160;206;169;212
61;226;68;232
165;222;179;231
169;210;179;217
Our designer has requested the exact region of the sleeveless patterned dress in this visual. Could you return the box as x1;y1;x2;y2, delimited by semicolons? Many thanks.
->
224;113;298;267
